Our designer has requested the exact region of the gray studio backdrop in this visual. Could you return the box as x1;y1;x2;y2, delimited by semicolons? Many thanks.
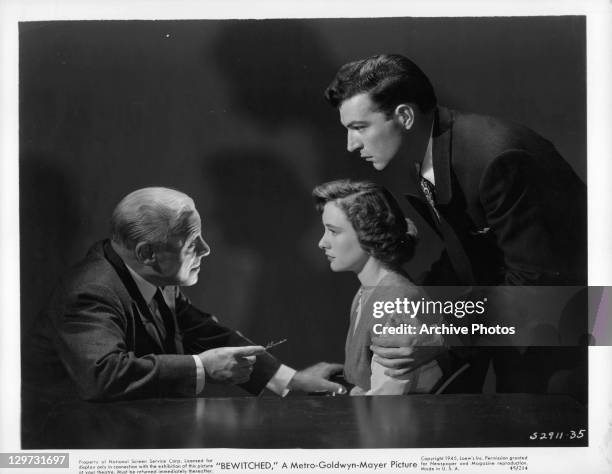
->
20;17;585;370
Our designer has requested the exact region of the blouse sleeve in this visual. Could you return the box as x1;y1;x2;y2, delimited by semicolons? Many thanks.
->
366;309;443;395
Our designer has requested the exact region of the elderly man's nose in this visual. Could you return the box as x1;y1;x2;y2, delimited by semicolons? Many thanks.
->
196;237;211;257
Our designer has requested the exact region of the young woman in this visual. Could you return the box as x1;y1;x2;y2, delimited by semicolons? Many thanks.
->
314;179;443;395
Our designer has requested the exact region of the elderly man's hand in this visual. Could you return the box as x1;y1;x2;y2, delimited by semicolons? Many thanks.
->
288;362;347;395
198;346;265;384
370;334;445;377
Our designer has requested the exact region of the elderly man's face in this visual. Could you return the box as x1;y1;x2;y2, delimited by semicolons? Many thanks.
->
154;211;211;286
339;92;405;171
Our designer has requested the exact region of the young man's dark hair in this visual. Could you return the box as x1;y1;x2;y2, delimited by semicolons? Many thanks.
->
324;53;437;115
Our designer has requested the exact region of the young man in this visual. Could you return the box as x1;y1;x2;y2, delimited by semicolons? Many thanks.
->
325;54;587;392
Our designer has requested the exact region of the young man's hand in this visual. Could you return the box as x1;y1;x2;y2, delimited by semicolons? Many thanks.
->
370;334;445;377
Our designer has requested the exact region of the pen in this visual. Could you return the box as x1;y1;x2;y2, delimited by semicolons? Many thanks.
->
264;338;287;350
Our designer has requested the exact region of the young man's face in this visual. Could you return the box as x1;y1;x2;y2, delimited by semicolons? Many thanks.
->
339;92;405;171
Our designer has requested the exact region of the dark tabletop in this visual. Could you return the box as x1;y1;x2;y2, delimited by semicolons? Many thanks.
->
26;394;587;449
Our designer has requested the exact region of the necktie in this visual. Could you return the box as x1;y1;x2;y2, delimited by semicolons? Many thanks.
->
419;178;475;284
153;288;176;353
420;177;440;221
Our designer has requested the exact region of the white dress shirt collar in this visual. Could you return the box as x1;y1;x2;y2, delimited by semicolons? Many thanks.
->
420;129;435;185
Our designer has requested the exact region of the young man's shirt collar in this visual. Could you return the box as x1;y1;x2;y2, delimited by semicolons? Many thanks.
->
420;127;435;185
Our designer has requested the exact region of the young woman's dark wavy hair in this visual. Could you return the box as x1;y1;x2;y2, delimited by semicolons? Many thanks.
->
313;179;418;271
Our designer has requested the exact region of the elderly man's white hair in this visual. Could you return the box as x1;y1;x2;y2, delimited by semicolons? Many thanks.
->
111;187;197;250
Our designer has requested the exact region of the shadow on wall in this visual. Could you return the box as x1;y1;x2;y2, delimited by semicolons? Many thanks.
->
203;20;368;366
210;19;373;181
20;153;84;335
211;20;333;127
202;148;351;367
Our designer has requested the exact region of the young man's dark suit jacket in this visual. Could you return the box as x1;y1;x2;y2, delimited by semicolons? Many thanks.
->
401;107;587;394
23;240;280;406
404;106;586;287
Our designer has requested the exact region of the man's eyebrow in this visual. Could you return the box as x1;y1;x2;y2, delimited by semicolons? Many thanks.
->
345;120;367;128
186;231;201;242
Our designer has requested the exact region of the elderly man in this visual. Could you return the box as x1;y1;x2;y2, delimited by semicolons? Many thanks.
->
23;187;344;406
324;54;587;393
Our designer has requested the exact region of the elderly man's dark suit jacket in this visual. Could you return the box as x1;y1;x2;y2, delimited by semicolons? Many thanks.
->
23;240;280;405
405;107;586;287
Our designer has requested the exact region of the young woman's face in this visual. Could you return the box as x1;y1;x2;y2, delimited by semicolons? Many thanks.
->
318;202;369;273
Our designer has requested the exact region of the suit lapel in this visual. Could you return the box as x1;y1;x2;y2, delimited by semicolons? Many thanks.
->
103;240;166;352
432;108;475;284
403;107;454;233
432;106;453;205
404;108;475;284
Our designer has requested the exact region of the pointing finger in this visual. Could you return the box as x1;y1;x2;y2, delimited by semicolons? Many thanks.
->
231;345;266;357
